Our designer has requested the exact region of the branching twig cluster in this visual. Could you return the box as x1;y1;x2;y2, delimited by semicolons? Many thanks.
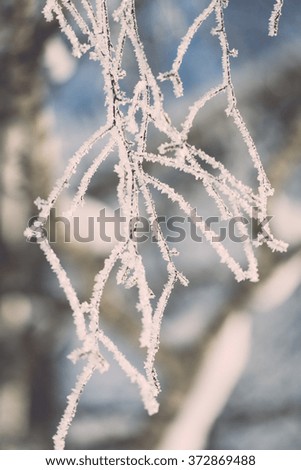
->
25;0;287;449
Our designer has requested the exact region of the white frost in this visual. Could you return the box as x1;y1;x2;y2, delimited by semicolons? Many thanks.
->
32;0;288;449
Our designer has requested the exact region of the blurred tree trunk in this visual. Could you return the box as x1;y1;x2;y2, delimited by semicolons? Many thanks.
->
0;0;57;448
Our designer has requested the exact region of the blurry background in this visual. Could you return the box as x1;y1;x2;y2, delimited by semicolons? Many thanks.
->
1;0;301;450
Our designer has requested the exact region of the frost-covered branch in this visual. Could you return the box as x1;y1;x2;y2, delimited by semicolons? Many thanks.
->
26;0;288;448
158;0;217;97
269;0;284;37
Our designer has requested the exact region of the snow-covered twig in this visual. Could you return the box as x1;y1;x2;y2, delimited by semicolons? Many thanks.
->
27;0;289;448
269;0;284;37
